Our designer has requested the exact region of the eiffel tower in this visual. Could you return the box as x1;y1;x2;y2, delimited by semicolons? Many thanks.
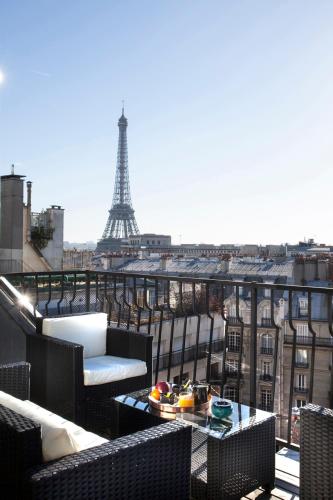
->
97;107;140;252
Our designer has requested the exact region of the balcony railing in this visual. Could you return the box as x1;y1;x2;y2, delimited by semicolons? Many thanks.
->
3;269;333;450
259;374;273;381
284;334;333;347
260;347;274;355
225;370;243;379
261;318;273;327
294;387;309;394
295;361;309;369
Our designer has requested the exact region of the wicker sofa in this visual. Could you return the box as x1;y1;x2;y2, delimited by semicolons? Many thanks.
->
300;404;333;500
27;313;153;430
0;362;192;500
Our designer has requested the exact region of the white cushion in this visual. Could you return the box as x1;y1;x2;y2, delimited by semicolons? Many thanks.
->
0;391;108;462
83;355;147;386
42;313;107;359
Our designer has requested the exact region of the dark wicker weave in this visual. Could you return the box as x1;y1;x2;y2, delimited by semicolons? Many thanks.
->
300;404;333;500
27;315;153;431
191;417;275;499
0;403;191;500
0;362;41;498
0;361;30;400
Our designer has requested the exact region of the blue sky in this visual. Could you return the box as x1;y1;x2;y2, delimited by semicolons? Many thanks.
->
0;1;332;245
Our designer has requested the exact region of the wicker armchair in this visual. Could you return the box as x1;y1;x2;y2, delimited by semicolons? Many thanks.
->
0;361;30;400
0;362;192;500
300;404;333;500
27;313;153;430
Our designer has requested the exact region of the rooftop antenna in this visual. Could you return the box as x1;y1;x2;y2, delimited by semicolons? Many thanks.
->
11;164;15;175
122;99;125;115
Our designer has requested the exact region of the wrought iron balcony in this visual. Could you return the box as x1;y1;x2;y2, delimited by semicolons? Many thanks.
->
284;334;333;347
295;361;309;369
225;369;243;379
260;347;274;355
259;374;273;381
2;269;333;452
294;387;309;394
261;318;273;327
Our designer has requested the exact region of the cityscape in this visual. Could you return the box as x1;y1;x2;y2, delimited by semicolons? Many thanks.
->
0;2;332;499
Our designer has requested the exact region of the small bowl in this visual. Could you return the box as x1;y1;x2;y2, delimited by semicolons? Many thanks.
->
211;400;232;419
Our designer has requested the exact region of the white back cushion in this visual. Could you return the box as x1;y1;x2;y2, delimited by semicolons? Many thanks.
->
42;313;107;359
0;391;108;462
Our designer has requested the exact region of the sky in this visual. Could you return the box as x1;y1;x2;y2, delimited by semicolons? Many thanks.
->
0;1;332;246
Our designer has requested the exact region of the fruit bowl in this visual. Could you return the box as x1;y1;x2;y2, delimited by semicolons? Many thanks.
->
148;381;210;414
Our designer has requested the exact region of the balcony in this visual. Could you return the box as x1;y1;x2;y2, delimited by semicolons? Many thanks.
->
294;387;309;394
228;316;242;325
261;318;273;327
2;270;333;497
284;334;333;347
2;270;333;454
295;361;309;369
260;374;273;381
225;369;243;379
260;346;274;355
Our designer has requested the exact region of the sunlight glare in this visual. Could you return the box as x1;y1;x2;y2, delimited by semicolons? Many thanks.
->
0;69;5;85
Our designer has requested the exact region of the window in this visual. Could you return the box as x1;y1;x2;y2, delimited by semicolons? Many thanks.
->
158;240;160;245
264;288;271;298
296;374;307;390
296;399;307;408
296;349;308;366
152;240;155;244
210;362;219;379
226;359;238;374
229;304;237;317
263;361;271;375
261;307;271;326
261;334;273;355
261;361;271;380
262;307;270;319
228;331;240;352
296;324;308;338
261;389;272;411
299;297;308;316
223;385;236;401
173;372;189;385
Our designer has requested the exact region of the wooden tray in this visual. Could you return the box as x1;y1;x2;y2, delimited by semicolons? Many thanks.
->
148;394;210;414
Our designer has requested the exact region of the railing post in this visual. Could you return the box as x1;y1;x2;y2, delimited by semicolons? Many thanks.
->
250;283;257;408
85;271;91;312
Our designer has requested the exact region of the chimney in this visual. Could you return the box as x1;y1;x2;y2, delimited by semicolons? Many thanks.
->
26;181;32;241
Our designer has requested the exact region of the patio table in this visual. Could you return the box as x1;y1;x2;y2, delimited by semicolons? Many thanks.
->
113;388;275;500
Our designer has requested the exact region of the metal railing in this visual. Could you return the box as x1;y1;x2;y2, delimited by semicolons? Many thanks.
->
4;269;333;449
284;334;333;347
259;374;273;381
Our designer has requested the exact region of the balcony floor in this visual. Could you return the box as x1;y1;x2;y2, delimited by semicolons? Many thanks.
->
242;448;299;499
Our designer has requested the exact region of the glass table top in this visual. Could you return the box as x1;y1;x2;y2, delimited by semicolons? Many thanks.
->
115;389;275;439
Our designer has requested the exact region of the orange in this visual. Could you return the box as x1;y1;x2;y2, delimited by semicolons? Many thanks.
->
150;387;160;401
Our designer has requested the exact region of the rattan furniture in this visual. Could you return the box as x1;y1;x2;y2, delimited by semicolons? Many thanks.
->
27;313;153;431
114;389;276;500
0;361;30;400
300;404;333;500
0;362;192;500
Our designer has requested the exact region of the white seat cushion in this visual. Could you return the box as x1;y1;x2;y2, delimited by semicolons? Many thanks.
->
0;391;108;462
83;355;147;386
42;313;107;359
